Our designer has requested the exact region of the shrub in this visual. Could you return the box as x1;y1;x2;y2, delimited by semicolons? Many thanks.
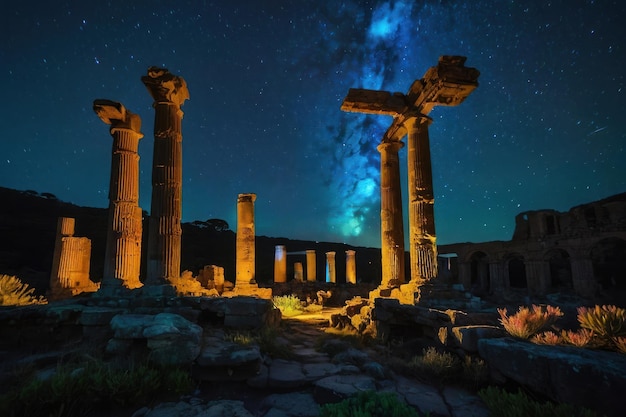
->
531;331;562;346
319;391;427;417
0;274;46;306
498;305;563;339
408;347;461;383
272;294;304;317
478;386;602;417
613;336;626;354
561;328;594;348
577;305;625;340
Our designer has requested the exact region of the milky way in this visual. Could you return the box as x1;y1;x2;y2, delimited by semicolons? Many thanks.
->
2;0;624;248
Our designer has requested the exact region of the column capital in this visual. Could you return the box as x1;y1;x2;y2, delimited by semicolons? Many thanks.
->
402;112;432;129
238;193;257;203
93;99;143;135
141;67;189;106
377;140;404;153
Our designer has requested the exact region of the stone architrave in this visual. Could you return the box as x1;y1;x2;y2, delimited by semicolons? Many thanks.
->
49;217;99;300
377;140;405;287
142;67;189;286
274;245;287;283
345;250;357;284
341;56;479;303
93;99;143;290
325;251;336;283
236;193;257;288
294;262;304;281
306;250;316;282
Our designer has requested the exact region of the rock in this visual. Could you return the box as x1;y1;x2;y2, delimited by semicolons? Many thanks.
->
195;337;262;381
441;386;490;417
313;374;377;403
394;375;450;417
302;362;340;381
450;325;504;352
478;337;626;417
259;392;320;417
137;399;254;417
332;348;370;366
268;359;306;388
78;307;125;326
362;361;387;379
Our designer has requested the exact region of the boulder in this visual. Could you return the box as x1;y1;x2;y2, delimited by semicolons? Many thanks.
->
478;337;626;417
450;325;504;352
313;374;376;403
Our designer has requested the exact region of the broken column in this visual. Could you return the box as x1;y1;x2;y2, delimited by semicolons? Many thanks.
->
236;193;257;288
345;250;357;284
48;217;99;300
294;262;304;281
142;67;189;286
325;251;336;283
405;115;437;283
306;250;317;282
378;140;406;287
274;245;287;283
93;99;143;291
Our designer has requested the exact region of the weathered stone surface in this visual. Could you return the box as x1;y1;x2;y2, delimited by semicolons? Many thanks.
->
313;374;376;403
394;375;450;417
268;359;306;388
259;392;320;417
478;337;626;417
134;399;253;417
450;325;504;352
441;386;490;417
198;296;281;329
302;362;340;381
78;307;125;326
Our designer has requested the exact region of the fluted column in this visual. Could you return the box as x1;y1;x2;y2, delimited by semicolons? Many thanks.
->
306;250;316;282
377;140;405;288
404;115;438;284
325;251;336;283
345;250;357;284
94;100;143;290
142;67;189;285
274;245;287;283
236;193;257;288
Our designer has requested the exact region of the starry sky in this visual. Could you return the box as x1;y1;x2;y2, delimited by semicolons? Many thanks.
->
2;0;624;248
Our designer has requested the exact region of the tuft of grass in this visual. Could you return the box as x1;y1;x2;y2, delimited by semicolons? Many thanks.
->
478;386;604;417
272;294;305;317
320;391;428;417
498;305;563;339
0;275;47;306
577;305;625;341
532;331;562;345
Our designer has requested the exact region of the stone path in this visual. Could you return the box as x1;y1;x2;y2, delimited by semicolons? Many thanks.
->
135;309;490;417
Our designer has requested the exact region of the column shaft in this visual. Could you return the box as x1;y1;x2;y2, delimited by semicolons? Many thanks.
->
236;193;257;287
306;250;316;281
325;251;336;283
345;250;357;284
405;116;438;283
377;140;405;287
274;245;287;283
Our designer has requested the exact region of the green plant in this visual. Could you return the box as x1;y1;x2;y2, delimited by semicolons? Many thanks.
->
478;386;603;417
408;347;461;383
532;331;562;345
319;391;427;417
577;305;625;340
498;305;563;339
272;294;305;317
0;274;46;306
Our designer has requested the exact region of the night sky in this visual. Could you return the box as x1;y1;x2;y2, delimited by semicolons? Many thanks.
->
2;1;624;249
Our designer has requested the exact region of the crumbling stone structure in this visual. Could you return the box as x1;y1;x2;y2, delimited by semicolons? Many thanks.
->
49;217;99;300
93;99;143;291
341;56;479;304
345;250;357;284
274;245;287;283
325;251;336;283
439;193;626;303
306;249;316;282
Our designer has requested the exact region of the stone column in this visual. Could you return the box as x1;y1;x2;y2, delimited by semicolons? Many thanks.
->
93;99;143;290
404;115;438;283
325;251;336;283
274;245;287;283
306;250;316;282
142;67;189;286
571;257;596;297
345;250;357;284
294;262;304;281
236;193;257;288
377;140;406;288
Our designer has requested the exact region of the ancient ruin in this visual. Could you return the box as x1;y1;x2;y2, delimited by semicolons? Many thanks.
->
341;56;479;303
141;67;189;287
93;99;143;291
439;193;626;302
274;245;287;283
325;251;336;283
306;249;316;281
345;250;357;284
48;217;99;300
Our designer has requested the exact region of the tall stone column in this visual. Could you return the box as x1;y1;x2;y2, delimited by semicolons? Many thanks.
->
93;99;143;290
345;250;357;284
142;67;189;285
306;250;317;282
294;262;304;281
325;251;336;283
236;193;257;288
404;115;438;284
274;245;287;283
377;140;406;287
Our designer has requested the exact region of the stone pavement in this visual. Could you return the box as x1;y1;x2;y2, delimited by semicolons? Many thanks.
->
134;310;490;417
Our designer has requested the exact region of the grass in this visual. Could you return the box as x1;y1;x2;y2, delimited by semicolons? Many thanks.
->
319;391;428;417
